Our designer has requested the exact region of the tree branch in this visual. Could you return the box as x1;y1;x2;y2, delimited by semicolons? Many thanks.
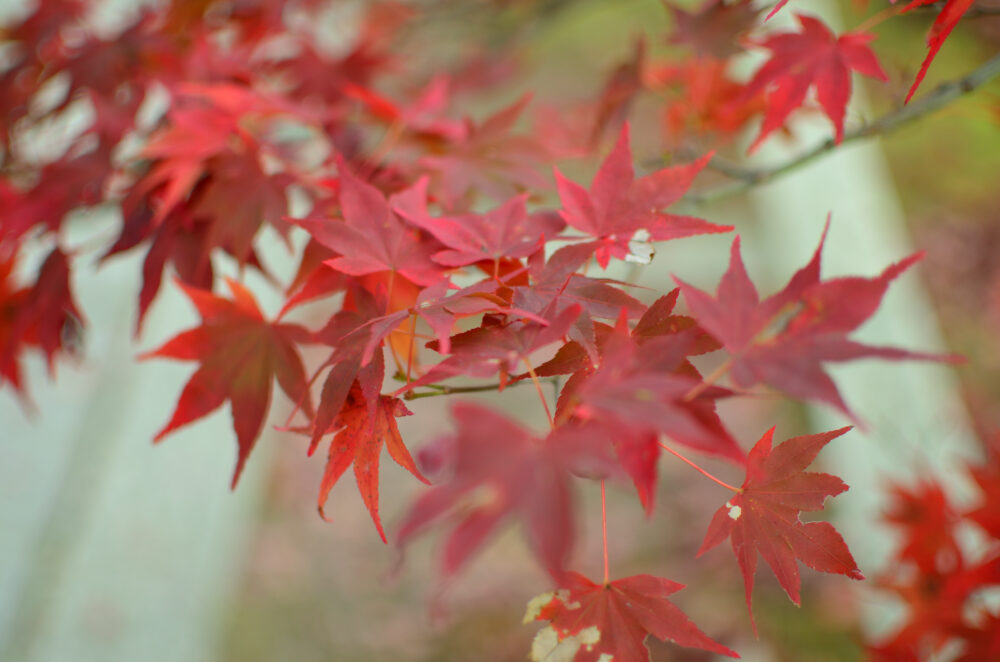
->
915;2;1000;19
404;376;559;400
683;52;1000;205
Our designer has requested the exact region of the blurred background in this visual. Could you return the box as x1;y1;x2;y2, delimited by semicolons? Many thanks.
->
1;0;999;660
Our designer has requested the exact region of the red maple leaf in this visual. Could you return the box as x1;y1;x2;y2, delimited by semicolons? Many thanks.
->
674;223;958;422
514;243;647;325
109;88;304;326
142;278;314;487
0;248;84;399
883;477;961;573
417;95;553;210
554;123;728;268
967;433;1000;539
396;402;612;575
529;294;732;513
566;316;744;465
898;0;976;102
648;57;767;146
588;37;647;146
698;426;863;629
398;189;565;268
396;302;581;394
0;252;30;394
316;383;429;543
741;14;887;152
524;571;738;661
667;0;760;59
306;162;444;287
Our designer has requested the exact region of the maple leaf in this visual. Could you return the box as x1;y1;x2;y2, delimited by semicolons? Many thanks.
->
397;302;581;394
554;123;729;268
883;477;961;573
304;162;444;287
532;290;719;380
898;0;976;102
0;253;29;394
566;317;744;464
105;196;273;333
524;571;738;661
417;95;553;210
397;190;565;268
316;383;429;543
306;285;393;454
667;0;760;59
344;275;545;369
871;551;1000;657
698;426;863;629
142;278;314;488
589;37;646;146
741;14;887;153
342;76;466;141
648;57;767;147
16;248;84;375
674;223;959;422
396;402;612;575
514;243;647;326
967;433;1000;539
108;89;308;326
0;247;84;400
1;147;115;244
529;295;734;513
764;0;792;21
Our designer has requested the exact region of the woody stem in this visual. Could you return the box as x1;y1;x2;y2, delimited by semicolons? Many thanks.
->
657;441;742;493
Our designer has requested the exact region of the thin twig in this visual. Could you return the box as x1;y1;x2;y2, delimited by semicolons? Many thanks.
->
404;376;558;400
913;2;1000;18
682;52;1000;204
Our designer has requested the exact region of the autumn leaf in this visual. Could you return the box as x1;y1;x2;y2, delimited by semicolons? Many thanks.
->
142;278;314;488
589;37;646;145
317;383;428;543
741;14;887;152
0;248;84;399
674;222;959;422
524;571;738;661
514;243;647;324
398;190;564;268
396;402;613;575
898;0;977;102
667;0;760;59
531;297;736;513
418;95;553;210
648;57;767;146
567;316;744;464
397;302;581;394
308;161;444;287
554;123;729;268
698;426;863;630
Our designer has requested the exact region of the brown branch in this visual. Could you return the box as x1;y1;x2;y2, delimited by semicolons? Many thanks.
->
682;51;1000;205
404;376;559;400
913;2;1000;18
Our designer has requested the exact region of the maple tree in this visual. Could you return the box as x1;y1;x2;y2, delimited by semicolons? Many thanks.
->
2;0;999;659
